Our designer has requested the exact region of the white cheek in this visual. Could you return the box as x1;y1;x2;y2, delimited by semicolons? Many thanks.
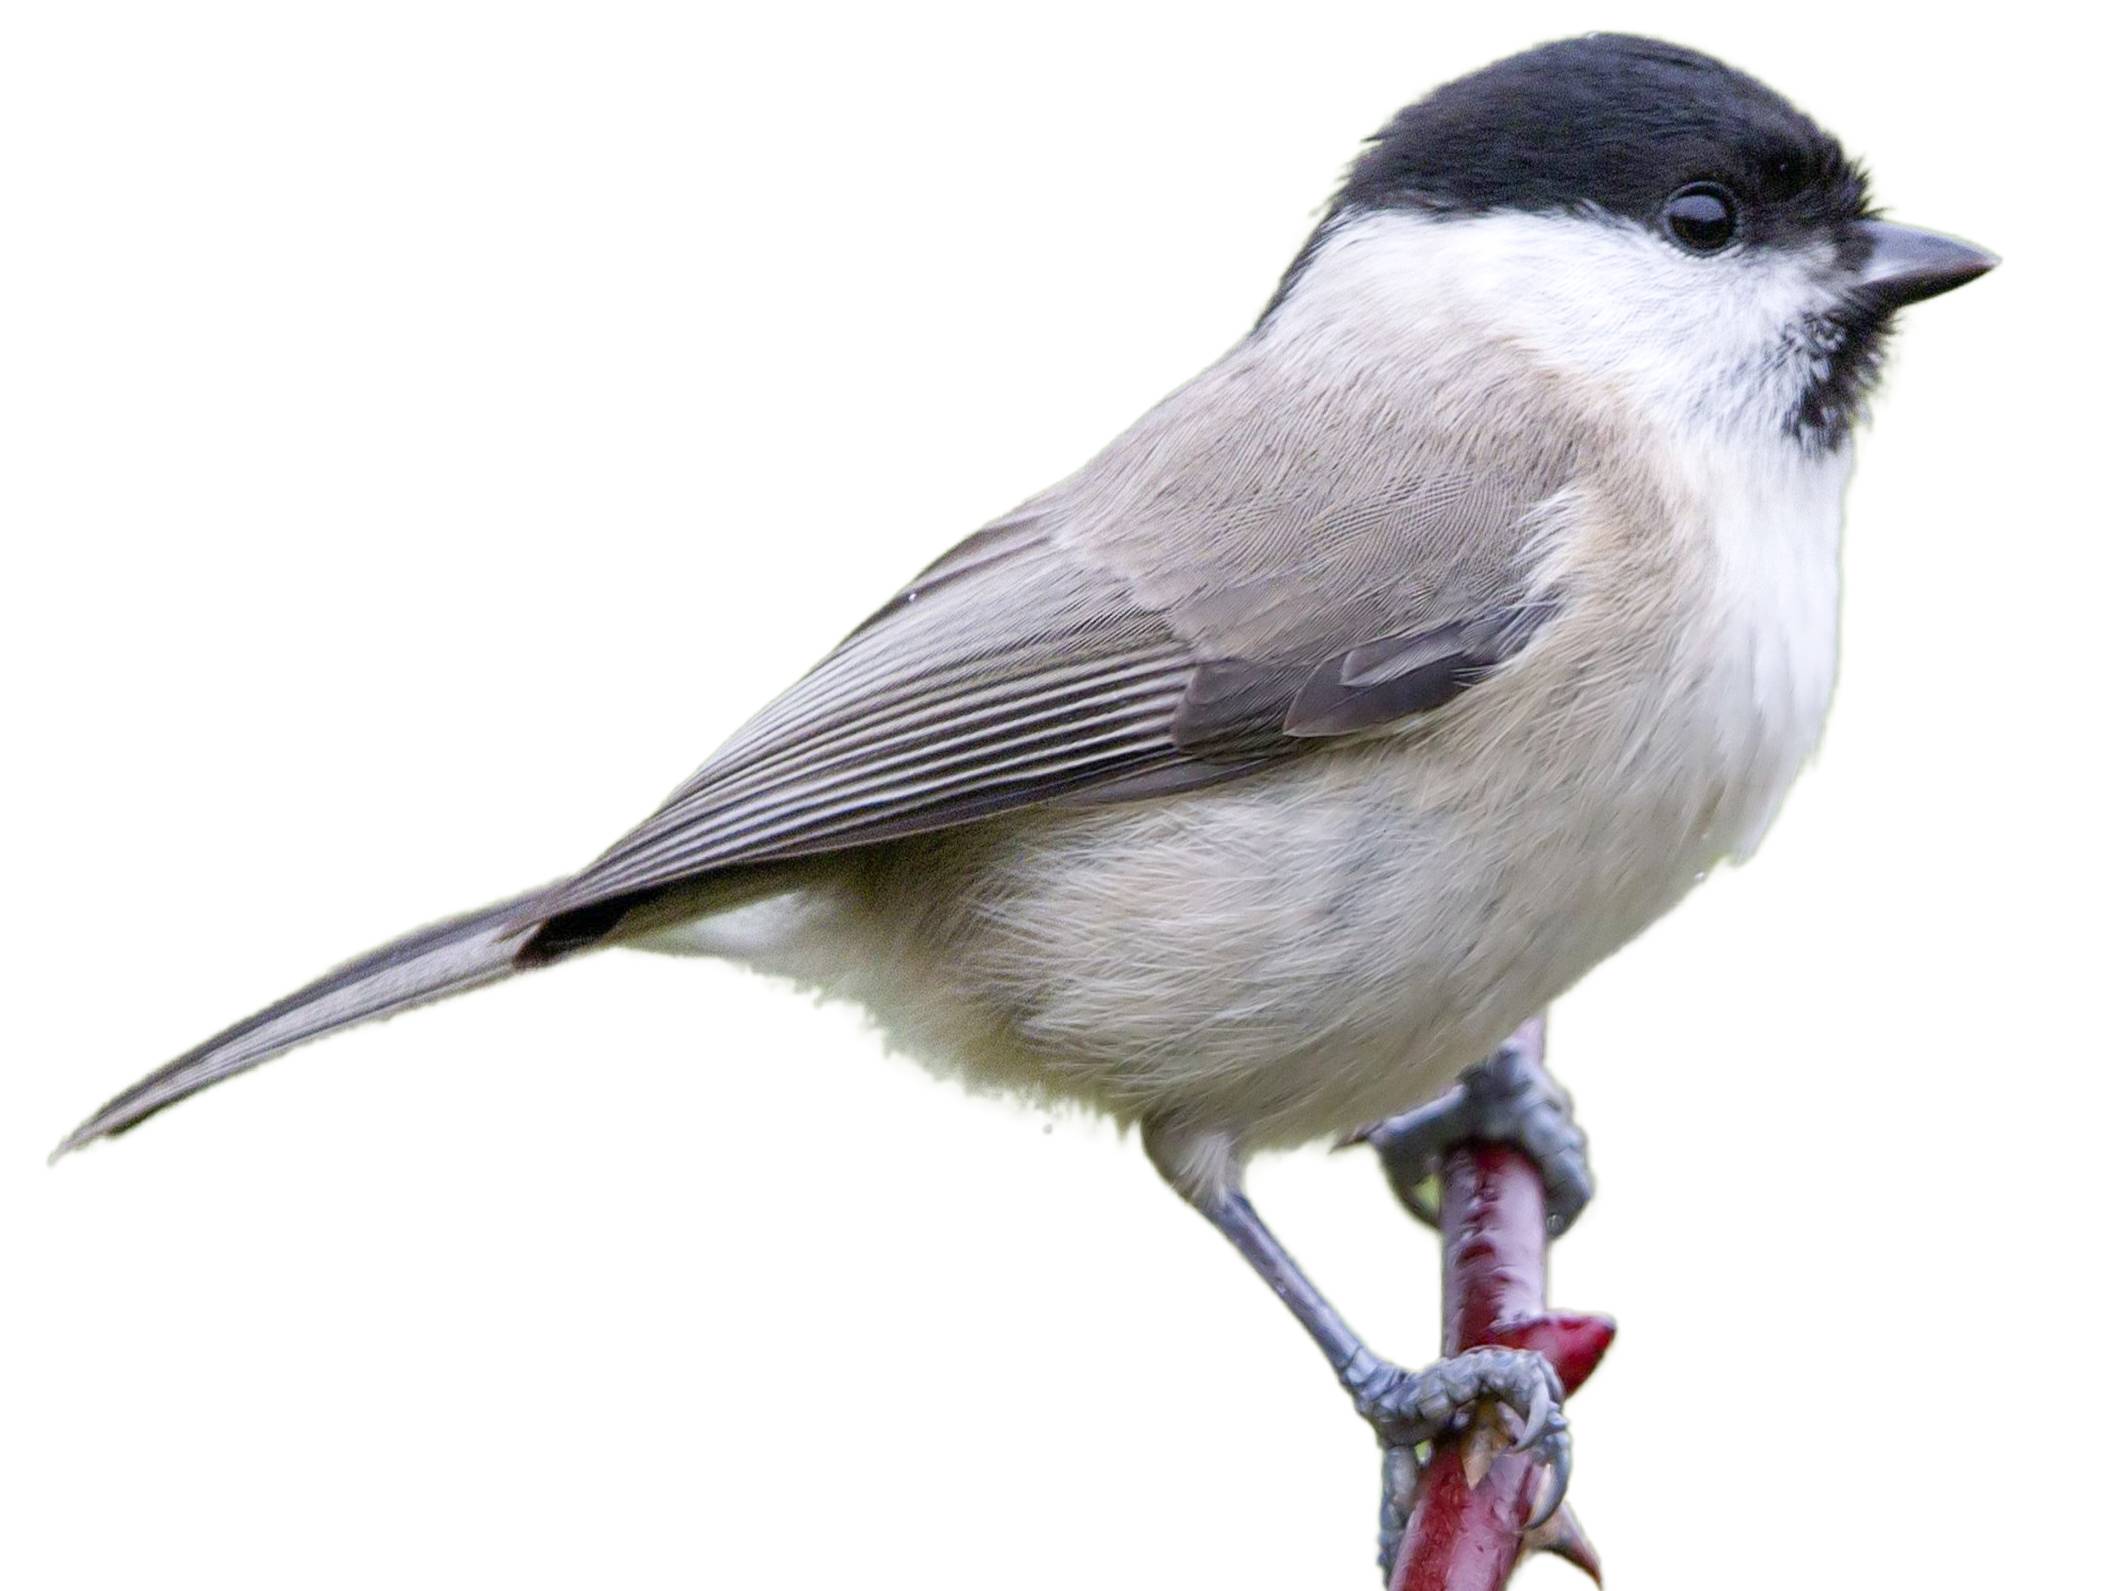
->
1268;209;1840;439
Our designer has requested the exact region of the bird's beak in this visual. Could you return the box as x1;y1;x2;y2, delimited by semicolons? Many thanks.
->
1850;219;1999;309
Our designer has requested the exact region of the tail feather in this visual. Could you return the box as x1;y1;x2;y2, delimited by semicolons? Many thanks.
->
52;887;556;1161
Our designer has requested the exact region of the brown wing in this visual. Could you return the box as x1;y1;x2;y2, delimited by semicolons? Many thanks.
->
525;339;1594;940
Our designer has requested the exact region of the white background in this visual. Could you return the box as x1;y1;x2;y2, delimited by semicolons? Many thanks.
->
5;3;2114;1587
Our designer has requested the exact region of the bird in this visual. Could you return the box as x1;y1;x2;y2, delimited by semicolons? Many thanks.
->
54;31;1995;1536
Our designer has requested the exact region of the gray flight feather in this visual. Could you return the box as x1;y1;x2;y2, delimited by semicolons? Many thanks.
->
530;337;1583;932
54;891;550;1156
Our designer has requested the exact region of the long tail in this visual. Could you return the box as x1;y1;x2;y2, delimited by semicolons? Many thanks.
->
51;888;555;1161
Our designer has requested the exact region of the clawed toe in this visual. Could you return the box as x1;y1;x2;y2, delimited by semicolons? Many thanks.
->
1357;1022;1594;1236
1347;1345;1571;1531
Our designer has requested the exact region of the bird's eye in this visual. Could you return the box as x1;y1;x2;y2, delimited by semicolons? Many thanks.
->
1662;183;1738;253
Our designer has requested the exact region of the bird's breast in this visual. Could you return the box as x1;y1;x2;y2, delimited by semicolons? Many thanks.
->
1673;434;1849;861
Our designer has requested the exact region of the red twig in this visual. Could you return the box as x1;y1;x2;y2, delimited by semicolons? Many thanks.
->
1386;1143;1615;1591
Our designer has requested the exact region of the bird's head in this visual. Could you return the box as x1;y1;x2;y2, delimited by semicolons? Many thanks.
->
1264;34;1995;453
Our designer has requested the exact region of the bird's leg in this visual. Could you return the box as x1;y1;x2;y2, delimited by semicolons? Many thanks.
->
1350;1014;1594;1237
1142;1122;1570;1530
1353;1013;1596;1573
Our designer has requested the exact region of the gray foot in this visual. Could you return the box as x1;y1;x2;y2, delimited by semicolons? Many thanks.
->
1357;1018;1593;1236
1344;1344;1570;1535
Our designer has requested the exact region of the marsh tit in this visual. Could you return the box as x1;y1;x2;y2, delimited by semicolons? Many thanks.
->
56;33;1995;1526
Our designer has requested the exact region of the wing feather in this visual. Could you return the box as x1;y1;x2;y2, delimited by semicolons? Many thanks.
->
525;338;1601;939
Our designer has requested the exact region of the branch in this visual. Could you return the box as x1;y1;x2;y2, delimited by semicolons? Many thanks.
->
1385;1142;1615;1591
